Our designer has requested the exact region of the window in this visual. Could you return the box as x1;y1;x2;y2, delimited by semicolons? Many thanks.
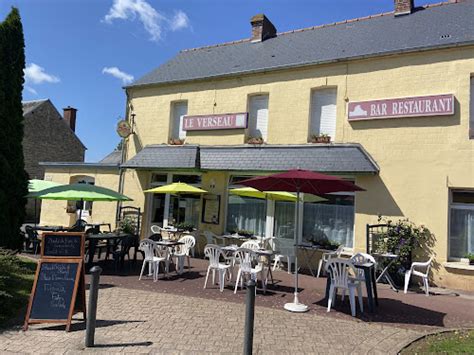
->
149;173;168;225
66;176;94;218
170;101;188;140
310;88;337;141
450;190;474;258
226;175;266;236
169;174;202;227
470;77;474;139
274;201;295;239
248;95;269;141
302;193;355;248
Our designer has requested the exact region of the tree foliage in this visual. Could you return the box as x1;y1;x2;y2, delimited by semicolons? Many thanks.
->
0;8;28;249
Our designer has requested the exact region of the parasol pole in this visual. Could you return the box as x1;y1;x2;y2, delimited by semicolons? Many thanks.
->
284;186;309;312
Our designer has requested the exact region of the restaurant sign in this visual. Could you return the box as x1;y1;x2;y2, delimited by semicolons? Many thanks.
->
183;112;248;131
348;94;454;121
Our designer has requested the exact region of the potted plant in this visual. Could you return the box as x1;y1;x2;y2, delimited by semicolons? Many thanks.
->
175;222;195;232
246;136;264;145
169;138;185;145
309;133;331;144
237;229;253;238
119;217;136;235
464;253;474;265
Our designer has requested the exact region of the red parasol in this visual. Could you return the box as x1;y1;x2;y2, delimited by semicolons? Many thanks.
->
240;169;364;312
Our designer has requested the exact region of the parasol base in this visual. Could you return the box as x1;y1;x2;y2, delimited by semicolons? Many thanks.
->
284;292;309;313
284;302;309;313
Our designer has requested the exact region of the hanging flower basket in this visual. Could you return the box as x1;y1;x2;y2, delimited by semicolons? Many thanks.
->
246;136;264;145
309;134;331;144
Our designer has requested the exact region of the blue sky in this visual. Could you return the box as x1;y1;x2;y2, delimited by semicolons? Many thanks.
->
0;0;441;162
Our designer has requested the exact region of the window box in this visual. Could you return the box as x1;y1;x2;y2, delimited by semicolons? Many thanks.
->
169;138;185;145
246;136;264;145
309;134;331;144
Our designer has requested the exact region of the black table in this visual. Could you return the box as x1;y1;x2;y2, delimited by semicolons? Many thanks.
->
86;232;132;269
325;262;378;312
32;225;68;232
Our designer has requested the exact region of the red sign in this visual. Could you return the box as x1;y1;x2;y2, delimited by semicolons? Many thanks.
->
348;94;454;121
183;113;248;131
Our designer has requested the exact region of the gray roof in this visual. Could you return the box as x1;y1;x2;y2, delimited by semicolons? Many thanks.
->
99;150;122;164
121;145;199;169
130;1;474;87
199;144;378;173
22;99;48;116
122;144;378;174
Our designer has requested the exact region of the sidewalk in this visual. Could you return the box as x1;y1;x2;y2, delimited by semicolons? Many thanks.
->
0;286;423;354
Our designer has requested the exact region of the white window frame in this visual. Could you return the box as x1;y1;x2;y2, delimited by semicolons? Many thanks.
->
309;87;337;141
449;189;474;260
170;101;188;140
247;94;269;141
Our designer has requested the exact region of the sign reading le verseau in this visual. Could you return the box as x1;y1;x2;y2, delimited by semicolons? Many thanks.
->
348;94;454;121
183;112;248;131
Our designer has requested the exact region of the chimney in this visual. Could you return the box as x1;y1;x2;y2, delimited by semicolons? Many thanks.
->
250;14;276;42
394;0;414;16
63;106;77;132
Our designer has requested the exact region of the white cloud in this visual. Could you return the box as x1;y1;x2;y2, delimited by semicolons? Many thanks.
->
169;10;189;31
25;86;38;95
102;66;134;84
103;0;190;42
24;63;60;85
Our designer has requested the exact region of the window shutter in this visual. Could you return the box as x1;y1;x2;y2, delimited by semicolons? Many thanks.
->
248;95;269;140
310;88;337;139
172;102;188;139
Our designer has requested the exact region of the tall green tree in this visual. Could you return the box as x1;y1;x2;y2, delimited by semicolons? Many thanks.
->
0;8;28;250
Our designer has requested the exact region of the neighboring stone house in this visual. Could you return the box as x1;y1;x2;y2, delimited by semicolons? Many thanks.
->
23;99;86;221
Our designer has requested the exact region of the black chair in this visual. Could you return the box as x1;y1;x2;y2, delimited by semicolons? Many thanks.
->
24;226;40;254
111;235;136;271
69;219;87;232
149;233;162;242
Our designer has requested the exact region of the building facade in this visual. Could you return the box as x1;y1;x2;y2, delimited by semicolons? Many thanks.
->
23;99;86;221
41;0;474;290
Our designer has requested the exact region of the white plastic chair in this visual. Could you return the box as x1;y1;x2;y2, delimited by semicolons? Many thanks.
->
241;240;260;250
138;239;169;282
204;230;225;246
174;235;196;274
272;238;296;274
350;252;376;282
404;257;433;296
150;225;162;235
233;248;266;294
317;245;344;278
326;258;363;317
203;244;231;292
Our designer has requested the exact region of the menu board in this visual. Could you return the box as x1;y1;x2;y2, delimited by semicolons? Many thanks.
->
24;259;84;331
202;194;220;224
42;233;84;258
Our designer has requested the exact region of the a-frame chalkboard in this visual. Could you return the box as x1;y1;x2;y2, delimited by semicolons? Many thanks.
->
24;232;86;331
23;259;86;331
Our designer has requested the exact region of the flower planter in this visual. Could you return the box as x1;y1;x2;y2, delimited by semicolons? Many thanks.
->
310;136;331;144
246;137;264;145
169;138;185;145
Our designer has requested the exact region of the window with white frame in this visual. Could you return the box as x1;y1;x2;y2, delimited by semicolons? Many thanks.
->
149;173;168;225
247;95;269;141
226;175;266;236
310;88;337;141
449;190;474;258
170;101;188;140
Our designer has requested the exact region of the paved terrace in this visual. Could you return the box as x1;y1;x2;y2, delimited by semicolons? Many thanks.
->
1;257;473;354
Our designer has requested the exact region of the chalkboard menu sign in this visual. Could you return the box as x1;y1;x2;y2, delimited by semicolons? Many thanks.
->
24;259;85;331
41;233;84;258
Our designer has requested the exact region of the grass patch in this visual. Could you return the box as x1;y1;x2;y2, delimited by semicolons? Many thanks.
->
0;249;36;328
402;329;474;354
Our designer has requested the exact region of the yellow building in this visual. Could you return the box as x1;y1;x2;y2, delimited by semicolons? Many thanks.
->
41;0;474;290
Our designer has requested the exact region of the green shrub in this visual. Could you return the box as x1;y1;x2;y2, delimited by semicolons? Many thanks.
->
0;248;36;327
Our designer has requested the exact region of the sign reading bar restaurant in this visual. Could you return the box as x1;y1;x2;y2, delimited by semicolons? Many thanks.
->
348;94;454;121
183;112;248;131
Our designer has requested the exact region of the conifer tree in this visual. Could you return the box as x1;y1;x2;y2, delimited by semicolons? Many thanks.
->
0;8;28;249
